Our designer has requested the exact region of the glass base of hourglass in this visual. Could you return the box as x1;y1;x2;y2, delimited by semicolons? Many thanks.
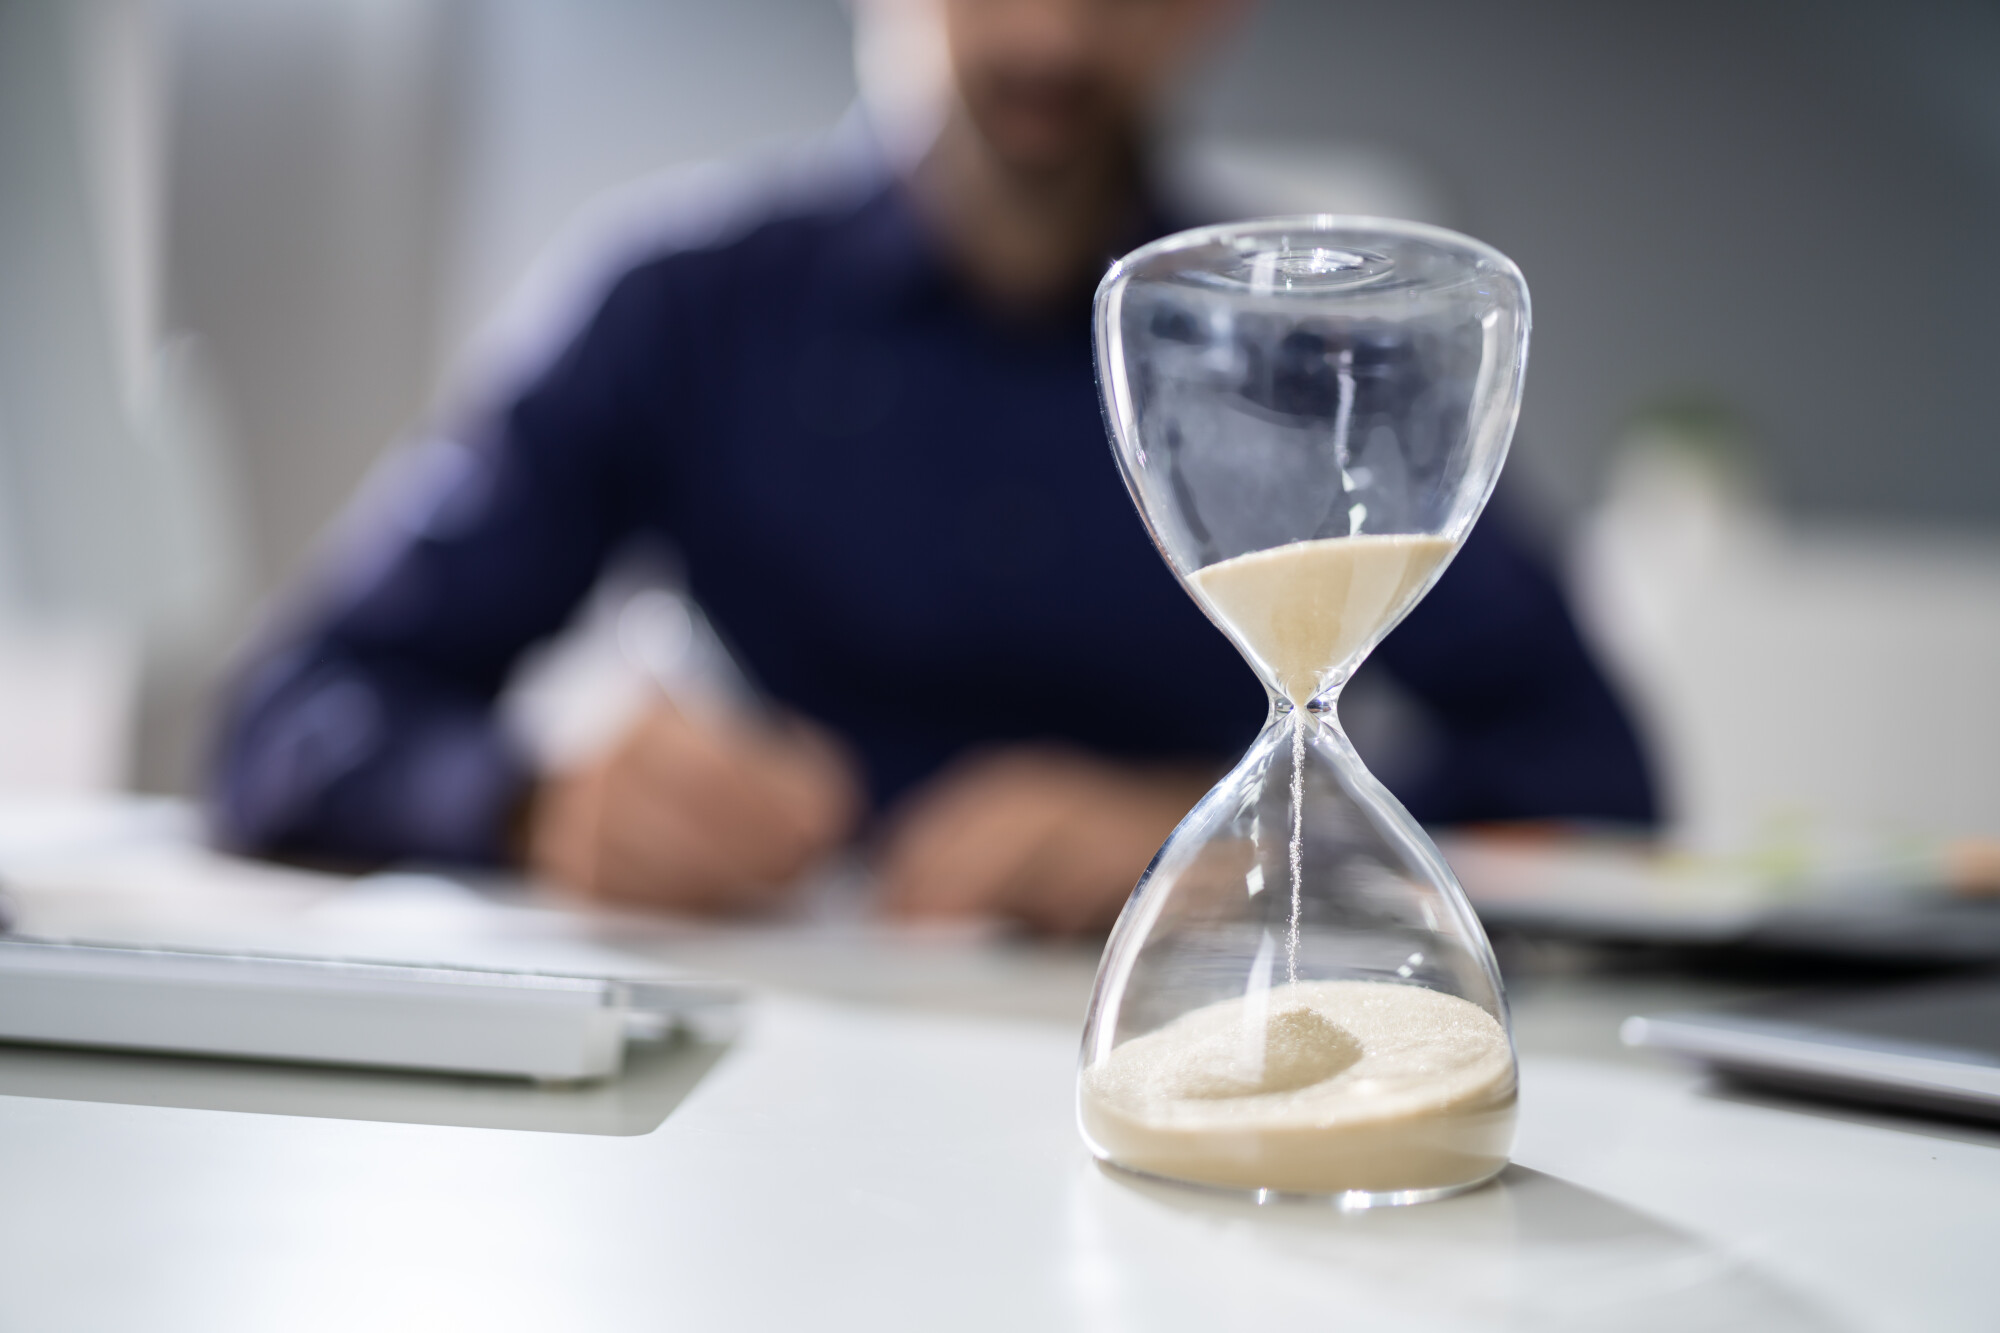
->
1076;697;1518;1205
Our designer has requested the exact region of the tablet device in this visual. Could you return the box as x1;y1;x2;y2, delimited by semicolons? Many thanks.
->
1447;828;2000;963
1621;974;2000;1123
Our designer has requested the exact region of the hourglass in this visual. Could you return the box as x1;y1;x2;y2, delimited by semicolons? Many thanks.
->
1077;217;1531;1205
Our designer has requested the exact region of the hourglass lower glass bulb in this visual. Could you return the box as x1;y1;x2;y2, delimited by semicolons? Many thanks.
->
1077;215;1532;1205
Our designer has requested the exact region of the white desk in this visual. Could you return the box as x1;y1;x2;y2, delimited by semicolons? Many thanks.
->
0;802;1993;1331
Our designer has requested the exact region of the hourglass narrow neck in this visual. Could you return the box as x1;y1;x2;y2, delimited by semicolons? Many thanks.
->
1264;684;1371;770
1269;677;1350;727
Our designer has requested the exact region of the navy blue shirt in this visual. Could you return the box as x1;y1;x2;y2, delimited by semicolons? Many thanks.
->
211;150;1655;866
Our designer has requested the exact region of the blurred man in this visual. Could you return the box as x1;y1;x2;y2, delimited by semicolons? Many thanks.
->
213;0;1654;932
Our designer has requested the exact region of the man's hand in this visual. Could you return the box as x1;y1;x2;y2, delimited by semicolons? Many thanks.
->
876;746;1212;936
525;703;863;913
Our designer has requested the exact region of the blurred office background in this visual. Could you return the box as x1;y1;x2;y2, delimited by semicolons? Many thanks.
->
2;0;1997;847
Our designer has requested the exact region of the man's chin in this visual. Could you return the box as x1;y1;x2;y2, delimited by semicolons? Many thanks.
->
978;116;1130;181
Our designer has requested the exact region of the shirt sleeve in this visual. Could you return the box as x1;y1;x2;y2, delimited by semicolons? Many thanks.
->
209;264;673;865
1371;504;1660;827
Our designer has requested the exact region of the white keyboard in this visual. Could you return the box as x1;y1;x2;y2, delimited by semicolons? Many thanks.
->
0;936;734;1082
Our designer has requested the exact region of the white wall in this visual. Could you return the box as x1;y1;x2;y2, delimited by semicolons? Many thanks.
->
440;0;859;365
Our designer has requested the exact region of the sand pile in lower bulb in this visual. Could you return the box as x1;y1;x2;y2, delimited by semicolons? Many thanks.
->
1080;980;1517;1195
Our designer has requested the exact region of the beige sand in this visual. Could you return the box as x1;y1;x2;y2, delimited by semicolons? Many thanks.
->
1191;535;1455;706
1080;980;1516;1195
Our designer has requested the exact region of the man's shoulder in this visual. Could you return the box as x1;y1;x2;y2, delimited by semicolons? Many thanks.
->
463;126;890;387
588;131;891;286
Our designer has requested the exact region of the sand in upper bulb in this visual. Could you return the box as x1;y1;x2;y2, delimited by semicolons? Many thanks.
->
1079;980;1516;1195
1190;534;1455;708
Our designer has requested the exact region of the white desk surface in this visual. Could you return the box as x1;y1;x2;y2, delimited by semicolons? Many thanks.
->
0;800;1994;1332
